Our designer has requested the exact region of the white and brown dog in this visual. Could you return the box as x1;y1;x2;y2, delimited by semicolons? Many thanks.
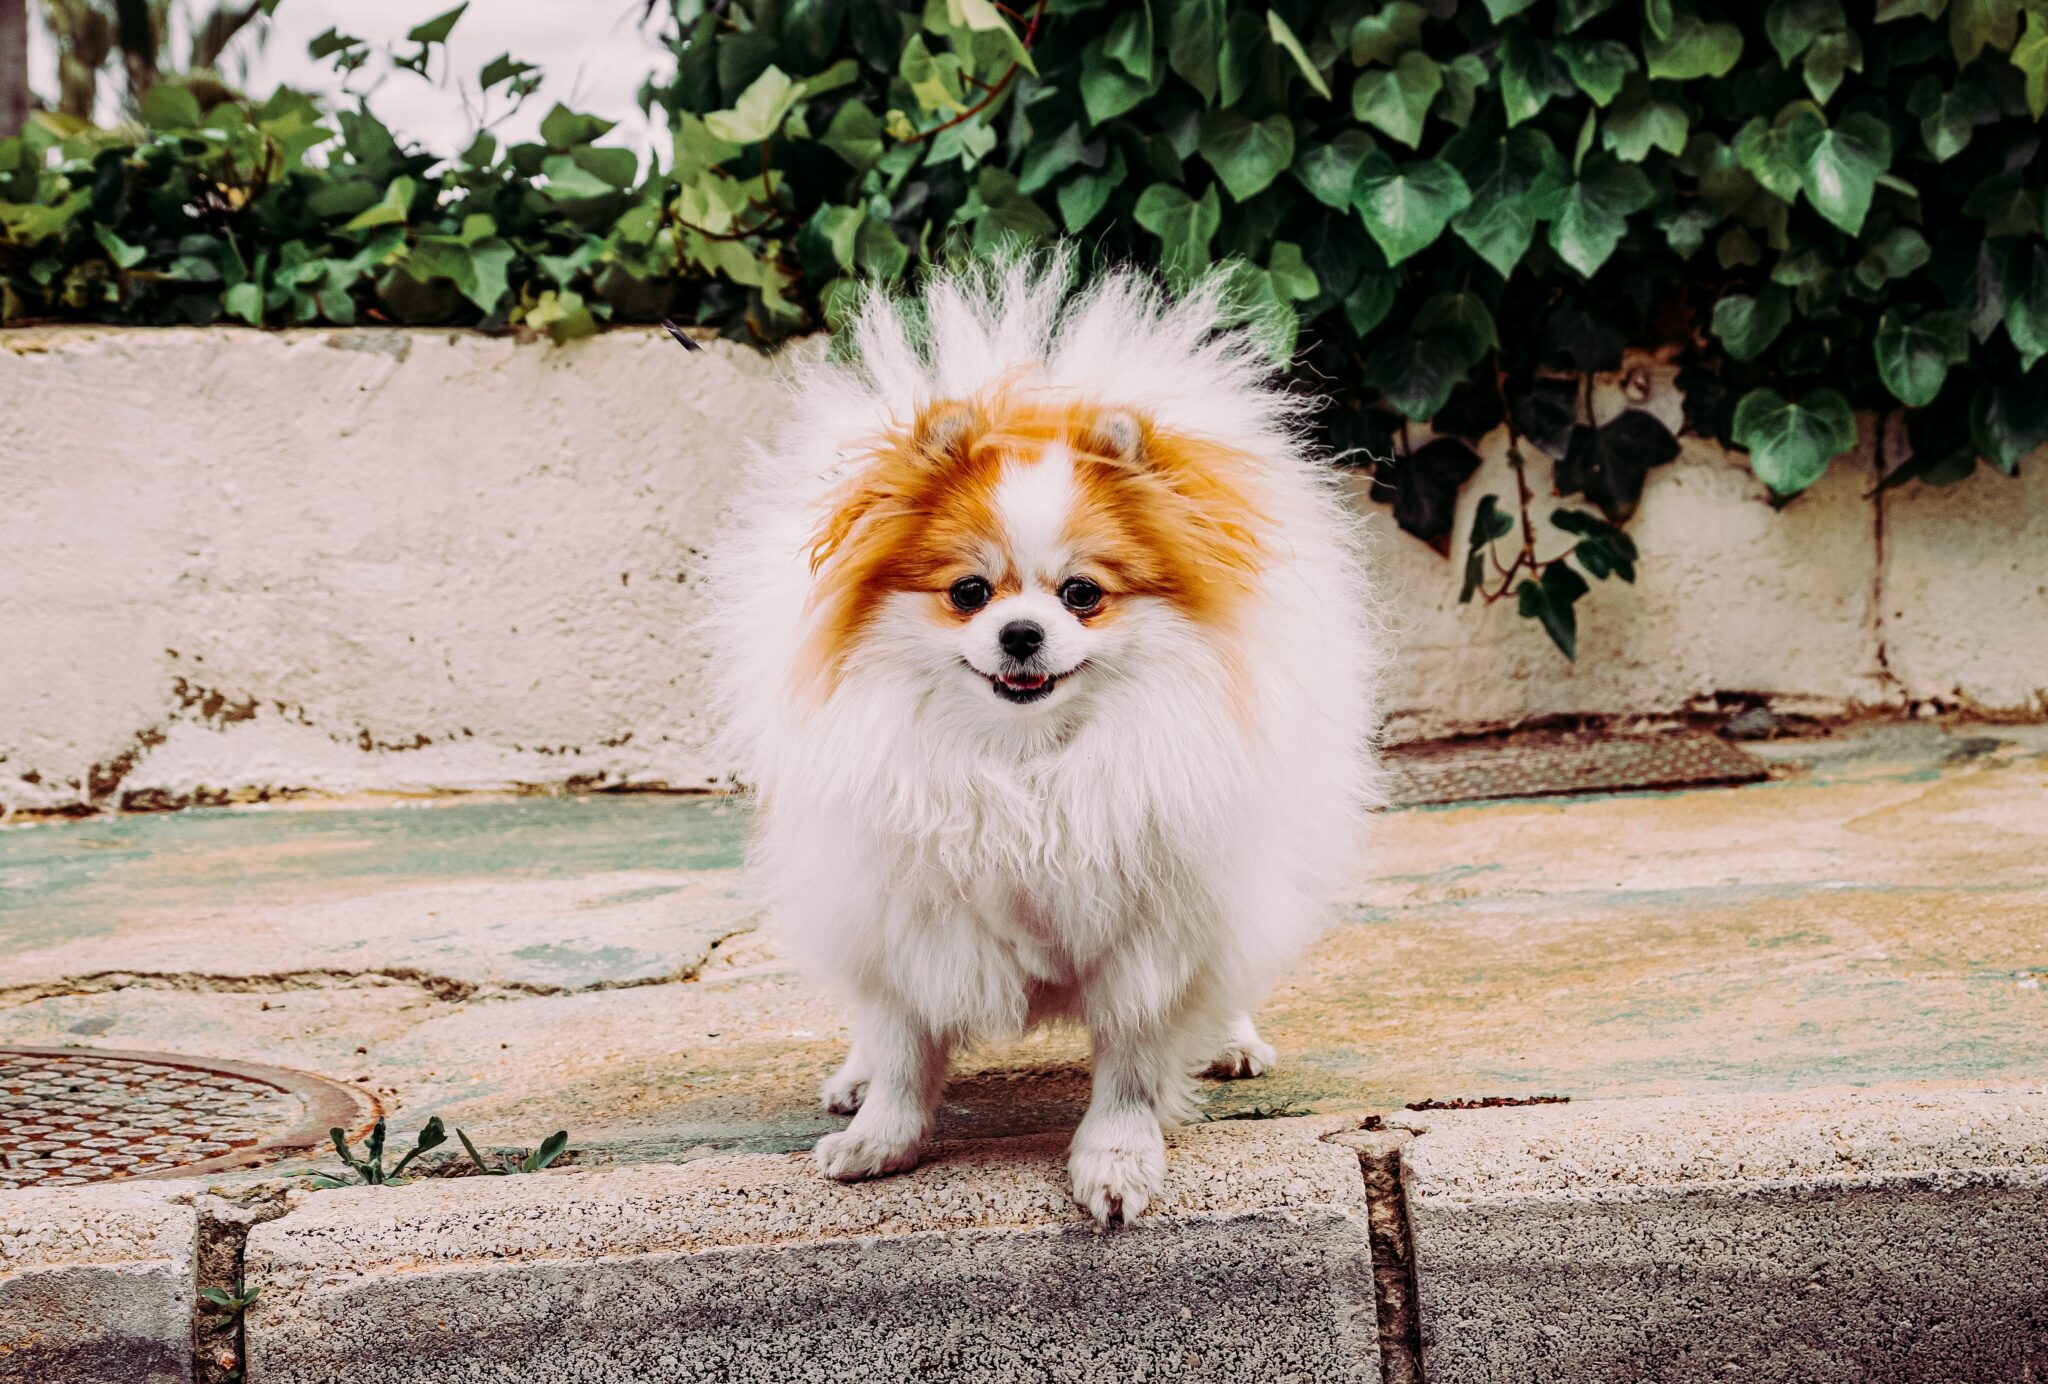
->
709;253;1379;1222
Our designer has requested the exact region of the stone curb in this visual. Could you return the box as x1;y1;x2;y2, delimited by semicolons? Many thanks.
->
239;1119;1377;1384
1393;1086;2048;1384
0;1181;197;1384
7;1088;2047;1383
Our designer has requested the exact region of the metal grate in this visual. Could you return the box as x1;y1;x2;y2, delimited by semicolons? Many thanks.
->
0;1047;373;1188
1382;732;1767;808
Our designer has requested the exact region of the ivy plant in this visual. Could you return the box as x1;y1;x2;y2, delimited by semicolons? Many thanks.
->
5;0;2047;657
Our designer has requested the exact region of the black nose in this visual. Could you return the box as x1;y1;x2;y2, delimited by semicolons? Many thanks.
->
999;620;1044;660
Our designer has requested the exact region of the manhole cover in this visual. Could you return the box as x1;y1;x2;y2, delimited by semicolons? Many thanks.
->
0;1046;375;1189
1382;732;1768;808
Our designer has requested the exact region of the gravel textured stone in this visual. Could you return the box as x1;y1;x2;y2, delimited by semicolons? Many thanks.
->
244;1119;1379;1383
1399;1087;2048;1383
0;1181;198;1384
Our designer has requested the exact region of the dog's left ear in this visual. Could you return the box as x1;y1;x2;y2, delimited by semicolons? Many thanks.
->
1084;410;1145;467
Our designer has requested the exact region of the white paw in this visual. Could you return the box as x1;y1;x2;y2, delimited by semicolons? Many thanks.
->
820;1067;867;1115
1205;1035;1277;1080
1068;1132;1166;1225
814;1127;922;1181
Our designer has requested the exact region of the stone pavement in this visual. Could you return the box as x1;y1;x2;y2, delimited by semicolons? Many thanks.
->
4;720;2044;1164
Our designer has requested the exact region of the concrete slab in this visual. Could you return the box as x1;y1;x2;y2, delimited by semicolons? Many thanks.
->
243;1119;1379;1384
0;1181;197;1384
2;721;2045;1158
0;795;750;994
1396;1087;2048;1383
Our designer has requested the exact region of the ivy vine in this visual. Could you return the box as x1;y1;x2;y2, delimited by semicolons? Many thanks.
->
4;0;2045;656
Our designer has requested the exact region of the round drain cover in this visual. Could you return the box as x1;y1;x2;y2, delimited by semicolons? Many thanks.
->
0;1046;375;1189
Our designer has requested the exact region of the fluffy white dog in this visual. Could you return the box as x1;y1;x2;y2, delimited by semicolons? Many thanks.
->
709;253;1379;1222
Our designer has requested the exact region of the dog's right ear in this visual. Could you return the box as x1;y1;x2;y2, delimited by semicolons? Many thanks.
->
911;399;981;461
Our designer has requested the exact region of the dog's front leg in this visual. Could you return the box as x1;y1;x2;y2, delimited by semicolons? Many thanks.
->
814;1007;949;1181
1068;1024;1182;1224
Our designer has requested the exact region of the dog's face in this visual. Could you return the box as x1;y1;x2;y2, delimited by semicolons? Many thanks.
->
799;393;1266;724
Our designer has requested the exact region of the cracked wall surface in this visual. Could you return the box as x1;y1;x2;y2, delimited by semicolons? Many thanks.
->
4;327;2045;813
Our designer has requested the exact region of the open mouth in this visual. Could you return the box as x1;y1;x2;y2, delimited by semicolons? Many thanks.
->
989;670;1061;704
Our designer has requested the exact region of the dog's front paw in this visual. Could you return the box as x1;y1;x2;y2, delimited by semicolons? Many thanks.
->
814;1128;923;1181
1205;1033;1276;1079
1068;1129;1166;1225
819;1066;868;1115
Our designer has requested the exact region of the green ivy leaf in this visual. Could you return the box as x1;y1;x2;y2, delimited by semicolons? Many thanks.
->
1345;271;1400;336
2002;242;2048;368
1875;308;1969;406
1559;39;1638;106
406;3;468;45
140;83;203;129
1057;146;1127;232
1734;116;1807;205
223;280;264;326
1458;128;1564;278
1970;373;2048;473
1266;10;1330;99
1711;284;1793;361
1951;0;2020;65
1803;29;1864;104
1765;0;1842;65
1105;1;1155;80
1539;155;1655;277
1517;562;1589;660
2015;11;2048;119
1198;109;1295;201
1363;334;1467;420
1557;411;1680;522
93;224;146;269
1165;0;1226;103
1910;73;1997;162
1352;154;1471;267
706;66;799;144
1500;24;1572;126
1732;386;1858;494
1786;110;1890;235
1133;181;1221;278
1645;10;1744;79
1603;78;1690;162
1415;288;1500;367
1295;129;1376;211
1436;53;1489;128
1081;36;1161;123
1351;51;1441;149
1350;2;1427;66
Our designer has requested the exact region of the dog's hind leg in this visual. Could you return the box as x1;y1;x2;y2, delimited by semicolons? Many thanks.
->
1204;1011;1277;1079
814;1006;950;1181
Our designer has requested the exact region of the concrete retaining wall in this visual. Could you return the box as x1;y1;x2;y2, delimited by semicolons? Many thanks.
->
5;326;2044;813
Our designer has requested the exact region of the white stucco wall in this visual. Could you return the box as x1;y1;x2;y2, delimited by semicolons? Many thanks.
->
2;326;2040;813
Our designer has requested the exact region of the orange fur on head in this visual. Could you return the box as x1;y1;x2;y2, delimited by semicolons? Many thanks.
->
798;389;1270;696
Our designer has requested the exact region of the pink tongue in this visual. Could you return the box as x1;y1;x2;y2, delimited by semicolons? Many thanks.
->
1006;674;1046;688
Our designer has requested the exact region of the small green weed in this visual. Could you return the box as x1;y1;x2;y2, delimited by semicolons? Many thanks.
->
457;1127;569;1175
313;1116;447;1188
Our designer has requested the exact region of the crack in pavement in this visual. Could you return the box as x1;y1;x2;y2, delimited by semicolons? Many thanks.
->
0;922;761;1010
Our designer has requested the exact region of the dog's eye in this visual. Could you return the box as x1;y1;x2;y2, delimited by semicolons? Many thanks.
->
1059;577;1104;614
948;576;993;612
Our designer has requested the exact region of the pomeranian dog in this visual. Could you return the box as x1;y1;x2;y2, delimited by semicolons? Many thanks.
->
709;253;1378;1223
